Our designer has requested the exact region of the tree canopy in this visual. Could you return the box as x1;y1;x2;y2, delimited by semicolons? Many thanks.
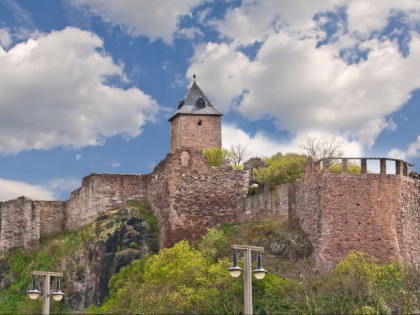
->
254;153;308;188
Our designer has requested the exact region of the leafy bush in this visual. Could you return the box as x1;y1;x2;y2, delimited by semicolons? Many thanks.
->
254;153;307;188
203;148;228;167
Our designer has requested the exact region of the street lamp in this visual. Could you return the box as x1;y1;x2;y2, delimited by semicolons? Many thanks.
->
229;245;268;315
27;271;64;315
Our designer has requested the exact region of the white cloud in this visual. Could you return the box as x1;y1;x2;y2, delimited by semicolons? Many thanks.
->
0;27;158;154
189;1;420;151
0;178;55;201
0;28;12;48
222;125;363;159
75;154;82;161
70;0;203;43
388;135;420;160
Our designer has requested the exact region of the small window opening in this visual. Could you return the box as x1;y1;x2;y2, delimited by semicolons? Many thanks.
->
197;119;203;126
197;97;206;108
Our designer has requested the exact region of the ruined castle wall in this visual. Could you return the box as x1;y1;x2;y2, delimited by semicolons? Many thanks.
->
170;115;221;152
148;147;249;248
294;168;420;270
294;170;323;261
398;179;420;266
237;184;293;220
0;197;40;251
38;201;66;237
65;174;149;230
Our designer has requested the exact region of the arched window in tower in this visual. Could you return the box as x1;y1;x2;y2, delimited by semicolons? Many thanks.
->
197;97;206;108
197;119;203;126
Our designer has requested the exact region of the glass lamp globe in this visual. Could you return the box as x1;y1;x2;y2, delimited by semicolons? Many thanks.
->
52;278;64;301
51;290;64;301
228;265;243;278
27;289;41;300
253;252;268;280
253;267;268;279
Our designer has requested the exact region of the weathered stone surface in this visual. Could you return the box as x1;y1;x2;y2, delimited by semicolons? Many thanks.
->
65;174;149;230
62;207;159;310
148;147;249;248
294;158;420;270
170;115;221;152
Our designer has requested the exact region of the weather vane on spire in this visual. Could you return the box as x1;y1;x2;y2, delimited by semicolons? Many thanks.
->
193;74;196;82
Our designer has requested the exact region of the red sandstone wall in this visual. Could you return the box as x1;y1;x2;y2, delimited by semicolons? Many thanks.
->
294;166;420;270
148;147;249;248
65;174;149;230
398;179;420;264
170;115;221;152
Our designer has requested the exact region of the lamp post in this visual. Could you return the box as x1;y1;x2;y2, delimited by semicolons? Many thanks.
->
27;271;64;315
228;245;268;315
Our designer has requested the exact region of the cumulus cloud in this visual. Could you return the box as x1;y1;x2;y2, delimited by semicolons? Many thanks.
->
222;125;363;159
0;28;12;48
189;1;420;151
70;0;203;43
0;178;55;201
388;135;420;160
0;27;158;154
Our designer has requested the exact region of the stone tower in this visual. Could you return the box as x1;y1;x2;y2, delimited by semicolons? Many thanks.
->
169;78;222;152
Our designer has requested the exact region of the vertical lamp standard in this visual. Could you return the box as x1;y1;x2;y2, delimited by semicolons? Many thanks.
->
228;245;268;315
27;271;64;315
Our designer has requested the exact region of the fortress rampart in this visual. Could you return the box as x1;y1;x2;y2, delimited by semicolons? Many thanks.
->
0;149;249;252
236;157;420;269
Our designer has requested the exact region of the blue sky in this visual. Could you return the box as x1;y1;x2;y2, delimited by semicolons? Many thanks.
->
1;0;420;201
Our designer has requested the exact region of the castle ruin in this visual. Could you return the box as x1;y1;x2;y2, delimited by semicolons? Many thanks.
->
1;80;419;270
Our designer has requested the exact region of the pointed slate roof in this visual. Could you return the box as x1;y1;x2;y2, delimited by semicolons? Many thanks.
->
168;80;222;122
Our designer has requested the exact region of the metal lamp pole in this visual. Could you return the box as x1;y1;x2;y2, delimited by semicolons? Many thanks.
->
28;271;63;315
229;245;267;315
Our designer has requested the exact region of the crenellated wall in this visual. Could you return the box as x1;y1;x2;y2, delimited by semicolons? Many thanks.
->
293;157;420;270
1;154;419;272
148;147;249;248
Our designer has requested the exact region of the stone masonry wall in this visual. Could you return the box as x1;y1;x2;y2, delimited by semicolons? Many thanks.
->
398;179;420;266
0;197;41;251
237;184;293;220
294;158;420;270
148;147;249;248
170;115;221;152
65;174;149;230
39;201;66;237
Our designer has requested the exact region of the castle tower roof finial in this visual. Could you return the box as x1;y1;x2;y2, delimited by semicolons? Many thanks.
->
193;74;196;82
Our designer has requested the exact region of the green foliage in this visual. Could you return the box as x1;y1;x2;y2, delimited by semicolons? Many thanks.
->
90;241;238;314
0;200;157;314
203;148;228;167
254;152;307;188
197;228;230;261
329;161;362;174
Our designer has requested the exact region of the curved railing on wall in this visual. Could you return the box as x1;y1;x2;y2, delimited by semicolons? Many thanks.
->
315;157;414;177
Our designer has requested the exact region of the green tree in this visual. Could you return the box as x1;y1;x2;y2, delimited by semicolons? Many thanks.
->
254;153;307;188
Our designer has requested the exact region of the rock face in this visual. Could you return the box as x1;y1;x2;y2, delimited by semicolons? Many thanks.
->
61;206;159;310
